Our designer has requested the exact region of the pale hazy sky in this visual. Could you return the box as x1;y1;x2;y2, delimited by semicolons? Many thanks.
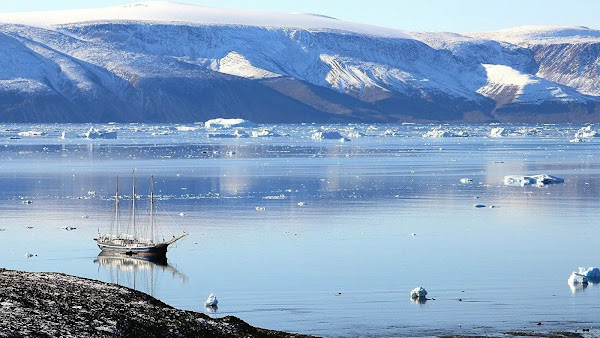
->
0;0;598;32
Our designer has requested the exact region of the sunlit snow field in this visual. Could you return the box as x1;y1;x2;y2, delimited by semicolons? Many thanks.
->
1;123;599;337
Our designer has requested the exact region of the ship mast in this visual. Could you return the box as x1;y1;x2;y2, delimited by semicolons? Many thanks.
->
150;175;154;244
132;170;136;239
115;175;119;237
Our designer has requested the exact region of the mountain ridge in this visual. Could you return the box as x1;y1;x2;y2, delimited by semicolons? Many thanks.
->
0;2;599;123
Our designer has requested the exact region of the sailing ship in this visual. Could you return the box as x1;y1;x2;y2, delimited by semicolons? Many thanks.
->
94;173;188;257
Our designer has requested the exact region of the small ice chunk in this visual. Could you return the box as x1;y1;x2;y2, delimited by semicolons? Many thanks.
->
204;293;218;307
205;118;256;129
297;202;307;206
490;127;510;137
175;125;199;131
250;129;281;137
459;178;473;184
410;287;427;300
311;131;350;142
422;128;469;138
84;127;117;139
578;267;600;282
233;129;249;138
18;131;46;137
504;174;564;187
255;206;266;211
573;125;598;139
568;272;588;285
179;212;186;217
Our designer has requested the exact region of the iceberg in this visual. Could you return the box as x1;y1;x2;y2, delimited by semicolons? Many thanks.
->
175;125;199;131
578;267;600;282
204;118;257;129
490;127;510;137
18;130;46;137
410;287;427;300
422;128;469;138
574;125;598;139
83;127;117;139
568;272;588;285
250;129;281;137
204;293;218;307
311;131;350;141
503;174;564;187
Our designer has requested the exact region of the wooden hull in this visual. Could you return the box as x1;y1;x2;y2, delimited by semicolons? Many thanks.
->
96;241;168;257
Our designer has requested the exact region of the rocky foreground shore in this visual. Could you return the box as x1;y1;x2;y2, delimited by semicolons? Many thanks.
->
0;269;310;337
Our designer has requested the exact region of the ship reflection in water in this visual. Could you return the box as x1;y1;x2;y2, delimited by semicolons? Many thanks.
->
94;252;187;296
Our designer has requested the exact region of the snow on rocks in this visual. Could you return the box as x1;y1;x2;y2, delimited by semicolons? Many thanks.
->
204;118;257;129
410;287;427;300
503;174;564;187
204;293;218;308
422;127;469;138
311;131;350;142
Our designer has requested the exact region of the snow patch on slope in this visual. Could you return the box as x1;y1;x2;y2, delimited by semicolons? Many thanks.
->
218;52;280;79
477;64;585;104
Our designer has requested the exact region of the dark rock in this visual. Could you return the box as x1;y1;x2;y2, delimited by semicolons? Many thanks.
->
0;269;313;338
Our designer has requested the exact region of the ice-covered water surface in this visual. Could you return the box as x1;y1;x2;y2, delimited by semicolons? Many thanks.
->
1;123;600;337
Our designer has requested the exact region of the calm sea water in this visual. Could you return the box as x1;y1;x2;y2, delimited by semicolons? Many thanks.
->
1;123;599;337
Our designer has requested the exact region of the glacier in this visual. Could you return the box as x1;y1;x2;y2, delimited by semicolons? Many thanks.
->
0;2;599;122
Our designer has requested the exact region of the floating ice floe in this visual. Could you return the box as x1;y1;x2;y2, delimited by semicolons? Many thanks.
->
422;128;469;138
410;287;427;300
204;118;256;129
297;202;307;206
204;293;218;307
255;206;266;211
490;127;510;138
346;131;366;139
311;131;350;142
459;178;473;184
175;125;199;131
206;133;236;138
18;131;46;137
503;174;564;187
570;125;597;142
233;129;249;138
251;129;281;137
84;127;117;139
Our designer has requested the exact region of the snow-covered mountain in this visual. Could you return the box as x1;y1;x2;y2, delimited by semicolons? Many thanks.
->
0;1;599;122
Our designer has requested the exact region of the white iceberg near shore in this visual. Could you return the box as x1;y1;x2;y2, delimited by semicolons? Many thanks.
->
574;125;598;139
503;174;564;187
204;293;218;307
204;118;257;129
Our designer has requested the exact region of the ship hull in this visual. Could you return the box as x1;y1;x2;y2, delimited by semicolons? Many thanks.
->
96;241;168;257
